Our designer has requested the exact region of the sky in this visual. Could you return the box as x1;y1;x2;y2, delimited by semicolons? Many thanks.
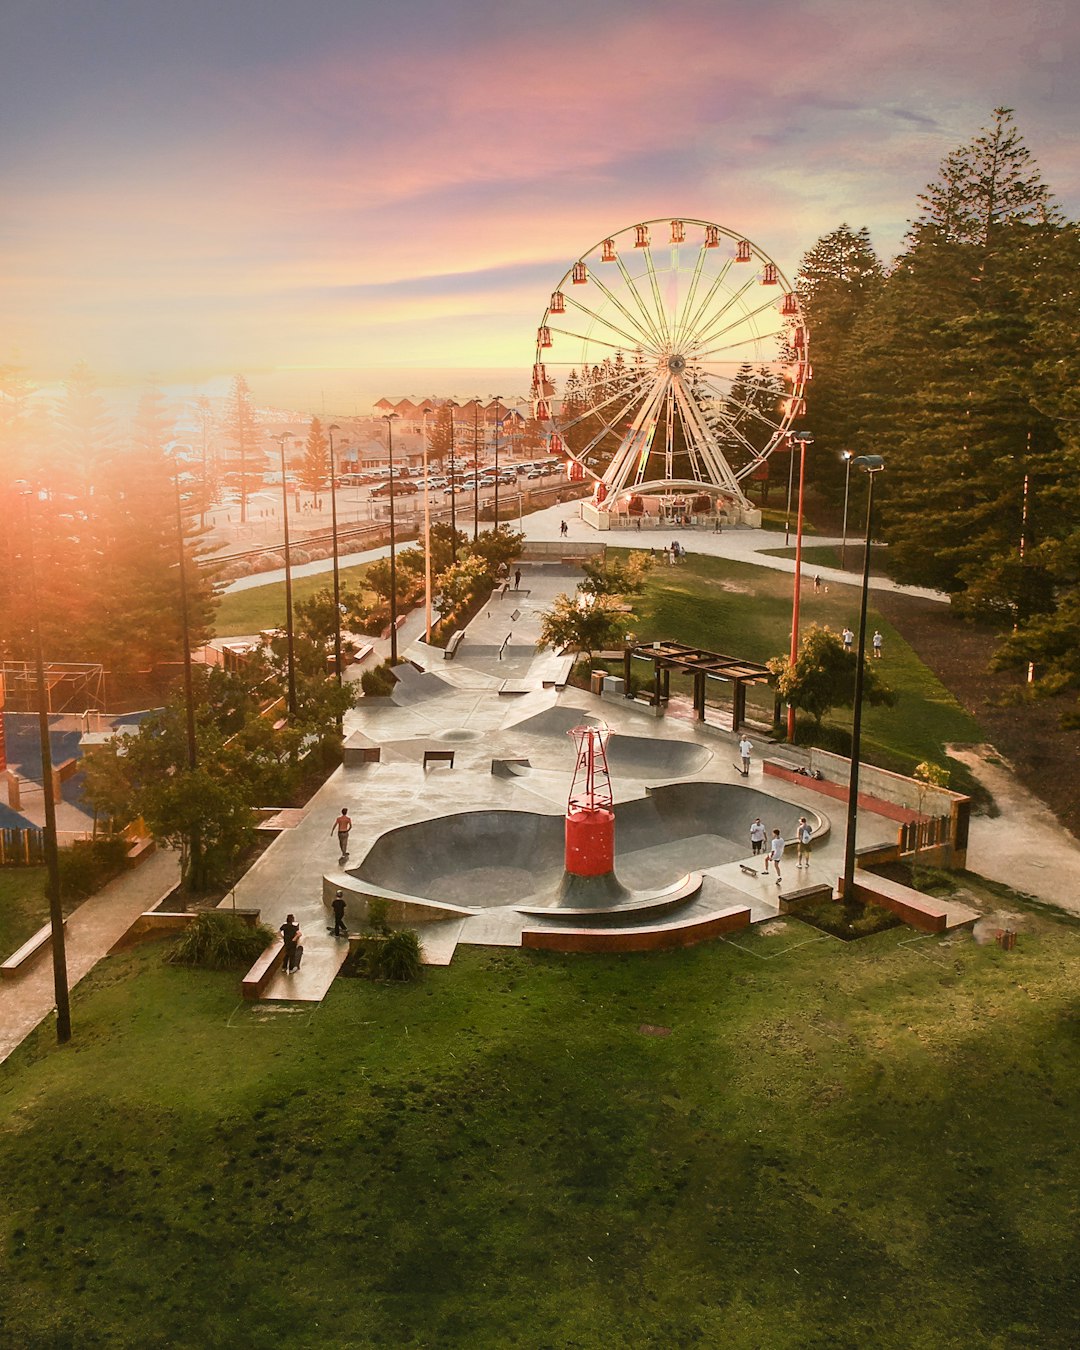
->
3;0;1078;407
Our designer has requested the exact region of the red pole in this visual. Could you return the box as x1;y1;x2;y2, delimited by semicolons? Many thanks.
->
787;438;808;741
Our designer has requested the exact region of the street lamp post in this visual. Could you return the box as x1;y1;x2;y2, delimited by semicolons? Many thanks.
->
270;433;298;716
327;424;344;731
841;454;886;909
16;484;71;1044
839;450;854;570
382;413;401;662
422;412;432;642
491;395;503;532
471;400;481;542
784;438;796;546
448;405;457;563
786;430;814;741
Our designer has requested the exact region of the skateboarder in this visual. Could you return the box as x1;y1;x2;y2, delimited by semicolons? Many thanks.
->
738;735;753;778
332;807;352;857
279;914;303;972
749;817;767;856
331;890;348;937
763;829;785;887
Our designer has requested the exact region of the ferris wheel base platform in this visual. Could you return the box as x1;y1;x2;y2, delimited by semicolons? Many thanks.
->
581;501;762;532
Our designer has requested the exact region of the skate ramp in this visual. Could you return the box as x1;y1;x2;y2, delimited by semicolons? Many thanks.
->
605;734;711;777
390;664;457;706
352;784;825;909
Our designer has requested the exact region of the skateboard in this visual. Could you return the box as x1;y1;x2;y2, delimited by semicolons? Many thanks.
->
738;863;759;878
732;763;749;777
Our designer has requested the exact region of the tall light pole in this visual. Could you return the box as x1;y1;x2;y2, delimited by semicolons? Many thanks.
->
448;405;458;563
327;423;344;731
841;454;886;909
472;399;481;542
15;483;71;1044
786;430;814;741
783;438;796;546
422;411;432;642
169;450;203;891
839;450;854;570
491;395;503;532
382;413;401;662
269;433;298;716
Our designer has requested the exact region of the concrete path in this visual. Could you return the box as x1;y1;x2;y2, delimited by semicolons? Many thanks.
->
0;849;180;1065
948;745;1080;916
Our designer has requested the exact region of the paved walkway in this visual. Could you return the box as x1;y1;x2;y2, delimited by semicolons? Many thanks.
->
0;849;180;1065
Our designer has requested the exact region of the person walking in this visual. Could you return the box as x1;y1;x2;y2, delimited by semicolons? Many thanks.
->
332;807;352;857
872;630;883;659
813;574;821;593
749;817;767;857
331;890;348;937
279;914;303;972
514;568;522;590
842;626;854;653
560;519;569;538
763;828;785;886
796;817;813;868
738;735;753;778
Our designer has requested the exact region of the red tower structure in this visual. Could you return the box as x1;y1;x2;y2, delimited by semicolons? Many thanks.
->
565;724;615;879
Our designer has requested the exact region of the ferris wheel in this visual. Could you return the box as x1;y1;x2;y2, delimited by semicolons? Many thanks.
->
533;218;809;517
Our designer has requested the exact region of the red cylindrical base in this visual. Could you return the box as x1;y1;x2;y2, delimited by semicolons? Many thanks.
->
565;807;615;876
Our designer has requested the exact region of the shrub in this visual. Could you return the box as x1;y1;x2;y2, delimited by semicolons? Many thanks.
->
361;661;398;697
366;897;391;935
165;911;276;970
58;838;129;900
371;929;423;981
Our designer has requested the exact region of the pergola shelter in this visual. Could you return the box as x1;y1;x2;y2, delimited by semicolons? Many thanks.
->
623;642;777;732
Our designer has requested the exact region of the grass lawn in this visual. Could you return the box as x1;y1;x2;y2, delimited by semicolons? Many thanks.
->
0;867;48;957
2;905;1078;1349
619;549;984;787
213;562;376;637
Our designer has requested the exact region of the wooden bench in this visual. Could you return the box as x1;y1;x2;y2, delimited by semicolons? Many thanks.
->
241;939;286;1000
1;917;67;979
423;750;455;770
444;630;466;659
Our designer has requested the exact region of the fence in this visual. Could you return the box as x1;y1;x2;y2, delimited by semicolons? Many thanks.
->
0;827;45;866
898;814;950;856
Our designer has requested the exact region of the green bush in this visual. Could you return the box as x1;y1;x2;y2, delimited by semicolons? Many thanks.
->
341;927;422;981
794;898;902;941
360;660;398;697
366;897;391;935
164;911;276;970
58;837;129;900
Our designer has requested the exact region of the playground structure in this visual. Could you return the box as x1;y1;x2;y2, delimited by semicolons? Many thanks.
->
534;218;809;530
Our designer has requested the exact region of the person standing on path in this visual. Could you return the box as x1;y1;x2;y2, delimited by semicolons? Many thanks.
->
842;626;854;653
331;890;348;937
279;914;302;972
332;807;352;857
763;829;785;886
872;630;883;659
514;568;522;590
749;817;767;857
796;818;813;869
560;519;569;538
738;735;753;778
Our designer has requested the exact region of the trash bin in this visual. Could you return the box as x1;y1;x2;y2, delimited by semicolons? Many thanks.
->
590;670;606;695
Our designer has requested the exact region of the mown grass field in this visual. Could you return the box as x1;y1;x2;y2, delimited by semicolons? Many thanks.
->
213;562;376;638
0;868;47;957
619;550;984;787
2;904;1077;1349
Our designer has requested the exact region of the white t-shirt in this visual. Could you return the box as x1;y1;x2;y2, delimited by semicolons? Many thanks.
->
769;835;785;861
749;821;766;843
739;738;753;759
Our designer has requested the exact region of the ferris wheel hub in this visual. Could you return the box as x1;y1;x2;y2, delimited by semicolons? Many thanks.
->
667;354;687;374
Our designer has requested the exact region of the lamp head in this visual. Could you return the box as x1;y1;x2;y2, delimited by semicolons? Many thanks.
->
328;423;340;433
841;450;854;462
851;454;885;472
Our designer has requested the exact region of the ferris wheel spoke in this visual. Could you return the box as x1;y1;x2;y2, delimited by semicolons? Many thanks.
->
547;325;647;359
680;258;737;350
690;294;785;357
693;328;787;363
555;297;657;357
578;271;663;354
641;248;672;346
612;253;668;350
672;382;744;494
557;369;655;434
671;244;708;353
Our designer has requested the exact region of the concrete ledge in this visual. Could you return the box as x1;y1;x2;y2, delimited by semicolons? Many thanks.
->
110;907;262;954
1;917;68;978
838;871;978;933
444;630;466;659
323;875;474;925
242;939;286;1000
778;883;834;913
764;759;918;823
521;904;750;954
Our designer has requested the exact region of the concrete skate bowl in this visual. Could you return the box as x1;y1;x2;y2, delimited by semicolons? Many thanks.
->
351;783;822;910
503;705;713;779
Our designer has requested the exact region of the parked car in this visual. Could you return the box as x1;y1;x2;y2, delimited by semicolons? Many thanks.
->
371;479;419;497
